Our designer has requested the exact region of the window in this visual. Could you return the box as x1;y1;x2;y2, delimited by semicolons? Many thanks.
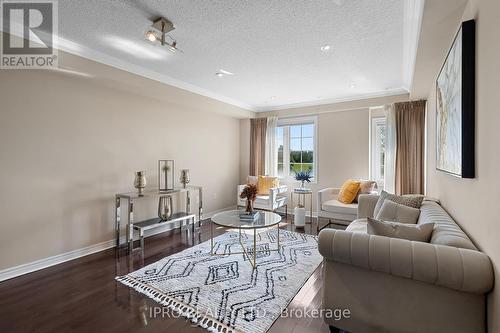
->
370;116;386;186
275;116;317;181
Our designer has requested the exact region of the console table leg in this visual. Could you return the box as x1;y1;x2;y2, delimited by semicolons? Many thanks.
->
115;196;120;248
210;220;214;255
128;201;134;255
140;229;144;251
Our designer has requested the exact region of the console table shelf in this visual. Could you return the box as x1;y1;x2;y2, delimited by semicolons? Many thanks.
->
132;213;196;250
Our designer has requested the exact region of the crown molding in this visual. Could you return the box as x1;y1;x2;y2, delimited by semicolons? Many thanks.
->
402;0;425;91
253;88;409;112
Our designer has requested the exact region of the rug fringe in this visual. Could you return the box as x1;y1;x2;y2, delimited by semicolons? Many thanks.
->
115;275;240;333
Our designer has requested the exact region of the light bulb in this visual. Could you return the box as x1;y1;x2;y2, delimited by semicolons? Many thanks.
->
145;30;157;42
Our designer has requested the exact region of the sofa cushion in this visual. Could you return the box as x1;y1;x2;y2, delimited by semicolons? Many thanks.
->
354;180;377;203
367;217;434;242
419;200;477;250
376;200;421;224
373;190;424;217
247;176;258;185
322;199;358;215
257;176;279;195
346;219;368;233
338;179;361;204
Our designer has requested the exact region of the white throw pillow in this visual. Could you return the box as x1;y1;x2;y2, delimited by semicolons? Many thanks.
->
376;200;421;224
367;217;434;242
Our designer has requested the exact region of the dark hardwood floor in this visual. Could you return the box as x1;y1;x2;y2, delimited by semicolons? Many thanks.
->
0;216;330;333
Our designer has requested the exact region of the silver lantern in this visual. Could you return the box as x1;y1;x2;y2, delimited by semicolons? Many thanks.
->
158;196;173;220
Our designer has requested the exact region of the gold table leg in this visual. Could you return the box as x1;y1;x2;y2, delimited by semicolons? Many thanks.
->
210;223;283;269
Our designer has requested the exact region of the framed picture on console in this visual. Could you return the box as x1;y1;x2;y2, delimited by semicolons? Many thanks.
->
436;19;475;178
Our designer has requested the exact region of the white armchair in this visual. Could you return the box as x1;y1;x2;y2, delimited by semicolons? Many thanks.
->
236;179;288;215
317;185;377;232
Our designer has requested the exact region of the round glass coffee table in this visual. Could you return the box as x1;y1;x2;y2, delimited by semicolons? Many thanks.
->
210;210;282;268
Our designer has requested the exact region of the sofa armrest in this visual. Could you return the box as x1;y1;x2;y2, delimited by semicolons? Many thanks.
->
318;229;494;294
237;184;247;194
269;185;288;203
317;188;340;215
270;185;288;194
357;194;379;219
317;187;339;206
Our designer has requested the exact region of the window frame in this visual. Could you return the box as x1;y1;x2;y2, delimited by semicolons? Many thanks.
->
276;116;318;183
369;114;386;188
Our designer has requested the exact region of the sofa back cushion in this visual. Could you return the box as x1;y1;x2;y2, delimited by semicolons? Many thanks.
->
419;200;477;250
373;191;424;217
376;200;421;224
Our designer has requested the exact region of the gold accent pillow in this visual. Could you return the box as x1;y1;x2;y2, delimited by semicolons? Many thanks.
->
338;179;361;204
257;176;279;195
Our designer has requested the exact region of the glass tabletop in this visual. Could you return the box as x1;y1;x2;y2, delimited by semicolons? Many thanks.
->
211;210;282;229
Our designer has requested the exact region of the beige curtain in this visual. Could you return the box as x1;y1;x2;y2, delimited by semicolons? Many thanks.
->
249;118;267;176
394;100;426;195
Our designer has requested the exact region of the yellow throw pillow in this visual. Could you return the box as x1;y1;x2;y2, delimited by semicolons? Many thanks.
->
338;179;361;204
257;176;279;195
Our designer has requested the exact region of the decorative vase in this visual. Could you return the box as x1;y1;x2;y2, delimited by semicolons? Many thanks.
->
134;171;147;196
301;180;305;188
294;206;306;228
158;196;173;220
245;199;254;214
180;169;190;188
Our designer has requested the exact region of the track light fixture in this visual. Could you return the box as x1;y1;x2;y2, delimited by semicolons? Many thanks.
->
144;17;181;53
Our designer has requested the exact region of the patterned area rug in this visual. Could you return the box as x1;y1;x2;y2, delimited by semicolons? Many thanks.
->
116;229;322;333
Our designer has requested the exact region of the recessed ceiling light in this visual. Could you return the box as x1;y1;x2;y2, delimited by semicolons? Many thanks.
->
219;69;234;75
215;72;224;77
320;45;331;52
270;96;276;100
349;83;356;89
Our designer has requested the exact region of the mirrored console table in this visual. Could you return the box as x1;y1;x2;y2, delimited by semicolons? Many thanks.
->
115;186;203;253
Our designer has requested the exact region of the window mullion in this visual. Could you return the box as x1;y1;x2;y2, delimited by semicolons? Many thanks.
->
283;126;290;179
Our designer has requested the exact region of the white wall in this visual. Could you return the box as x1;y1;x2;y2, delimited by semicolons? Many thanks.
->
425;0;500;331
0;50;250;272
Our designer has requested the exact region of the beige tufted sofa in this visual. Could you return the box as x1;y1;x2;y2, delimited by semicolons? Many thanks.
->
318;194;494;333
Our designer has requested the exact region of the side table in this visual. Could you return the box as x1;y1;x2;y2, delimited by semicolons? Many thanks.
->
291;188;313;225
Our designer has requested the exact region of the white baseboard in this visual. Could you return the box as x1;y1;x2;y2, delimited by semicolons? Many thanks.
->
0;206;233;283
0;239;116;282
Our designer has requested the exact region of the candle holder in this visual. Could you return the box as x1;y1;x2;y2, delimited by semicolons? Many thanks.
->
134;171;147;196
158;160;174;191
180;169;190;188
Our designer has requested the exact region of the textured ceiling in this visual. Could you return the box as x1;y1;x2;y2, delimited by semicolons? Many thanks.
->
55;0;414;111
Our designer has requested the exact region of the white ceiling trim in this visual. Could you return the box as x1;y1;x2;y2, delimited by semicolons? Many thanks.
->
253;88;409;112
402;0;425;91
53;36;412;113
